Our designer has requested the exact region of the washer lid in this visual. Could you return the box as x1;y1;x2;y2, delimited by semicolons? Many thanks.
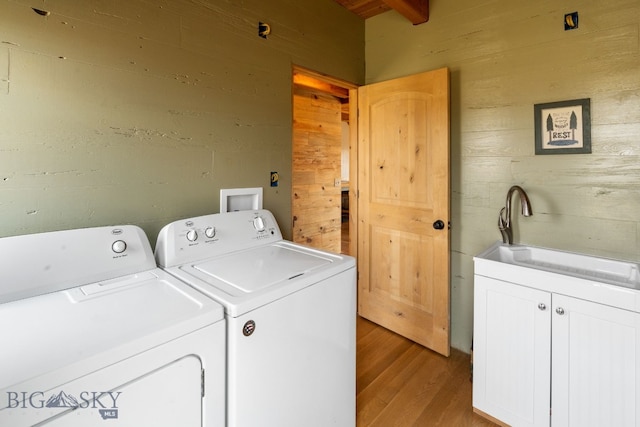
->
169;241;355;317
194;243;334;293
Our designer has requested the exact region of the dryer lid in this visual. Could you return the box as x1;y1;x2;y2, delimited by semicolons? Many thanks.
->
0;268;224;393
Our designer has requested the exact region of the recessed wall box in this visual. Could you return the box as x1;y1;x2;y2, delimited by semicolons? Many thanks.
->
220;187;263;212
565;12;578;30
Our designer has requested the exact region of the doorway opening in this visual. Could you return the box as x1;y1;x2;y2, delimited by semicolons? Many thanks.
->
291;66;357;256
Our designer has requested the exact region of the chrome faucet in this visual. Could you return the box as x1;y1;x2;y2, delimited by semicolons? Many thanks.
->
498;185;533;245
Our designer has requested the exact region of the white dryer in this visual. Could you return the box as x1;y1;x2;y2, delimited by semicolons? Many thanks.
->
155;209;356;427
0;225;226;427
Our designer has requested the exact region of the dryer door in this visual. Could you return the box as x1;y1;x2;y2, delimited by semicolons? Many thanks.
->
38;356;203;427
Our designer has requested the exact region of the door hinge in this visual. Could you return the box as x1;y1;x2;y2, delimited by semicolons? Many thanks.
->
201;368;205;397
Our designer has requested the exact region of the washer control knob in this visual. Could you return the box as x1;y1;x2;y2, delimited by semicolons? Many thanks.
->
253;216;266;232
112;240;127;254
186;229;198;242
205;227;216;238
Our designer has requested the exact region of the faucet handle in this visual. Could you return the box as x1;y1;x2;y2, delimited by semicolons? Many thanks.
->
498;207;507;228
498;207;512;244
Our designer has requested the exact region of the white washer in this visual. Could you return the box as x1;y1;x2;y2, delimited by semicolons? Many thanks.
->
155;209;356;427
0;225;226;427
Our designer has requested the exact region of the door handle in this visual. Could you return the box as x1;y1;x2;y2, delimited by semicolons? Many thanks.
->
433;220;445;230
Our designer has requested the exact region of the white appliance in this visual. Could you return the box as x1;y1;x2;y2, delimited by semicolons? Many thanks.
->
0;225;226;427
155;209;356;427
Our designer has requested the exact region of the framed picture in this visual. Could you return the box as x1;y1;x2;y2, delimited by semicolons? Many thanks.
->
534;98;591;155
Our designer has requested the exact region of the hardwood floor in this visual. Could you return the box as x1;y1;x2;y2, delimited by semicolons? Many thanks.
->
341;218;350;255
346;211;497;426
357;316;498;427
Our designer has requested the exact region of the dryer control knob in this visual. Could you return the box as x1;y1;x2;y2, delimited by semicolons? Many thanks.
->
186;229;198;242
205;227;216;238
253;216;266;232
112;240;127;254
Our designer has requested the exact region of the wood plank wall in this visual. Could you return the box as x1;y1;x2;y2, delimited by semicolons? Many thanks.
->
292;86;343;253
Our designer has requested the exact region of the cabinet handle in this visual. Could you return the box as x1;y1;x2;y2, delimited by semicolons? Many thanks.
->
556;307;565;315
538;303;547;311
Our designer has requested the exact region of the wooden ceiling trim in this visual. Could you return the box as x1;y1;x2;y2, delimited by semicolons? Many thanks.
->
340;0;392;19
292;65;357;122
334;0;429;24
293;73;350;99
383;0;429;24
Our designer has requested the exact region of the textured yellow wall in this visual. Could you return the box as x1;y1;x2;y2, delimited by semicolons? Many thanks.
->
365;0;640;351
0;0;364;243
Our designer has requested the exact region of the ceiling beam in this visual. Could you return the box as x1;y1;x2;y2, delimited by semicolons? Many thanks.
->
383;0;429;24
341;0;392;19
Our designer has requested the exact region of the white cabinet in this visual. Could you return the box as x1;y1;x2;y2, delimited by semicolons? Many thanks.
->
552;294;640;427
473;275;551;427
473;274;640;427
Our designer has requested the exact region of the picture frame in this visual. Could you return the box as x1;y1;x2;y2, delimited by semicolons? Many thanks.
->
534;98;591;155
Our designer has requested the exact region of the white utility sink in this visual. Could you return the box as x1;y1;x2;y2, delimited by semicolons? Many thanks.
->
474;241;640;313
479;242;640;289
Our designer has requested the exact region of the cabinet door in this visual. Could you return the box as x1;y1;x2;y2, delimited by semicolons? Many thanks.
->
473;275;551;427
552;294;640;427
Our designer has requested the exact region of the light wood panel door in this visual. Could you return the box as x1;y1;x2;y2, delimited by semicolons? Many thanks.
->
358;68;450;356
292;86;342;253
